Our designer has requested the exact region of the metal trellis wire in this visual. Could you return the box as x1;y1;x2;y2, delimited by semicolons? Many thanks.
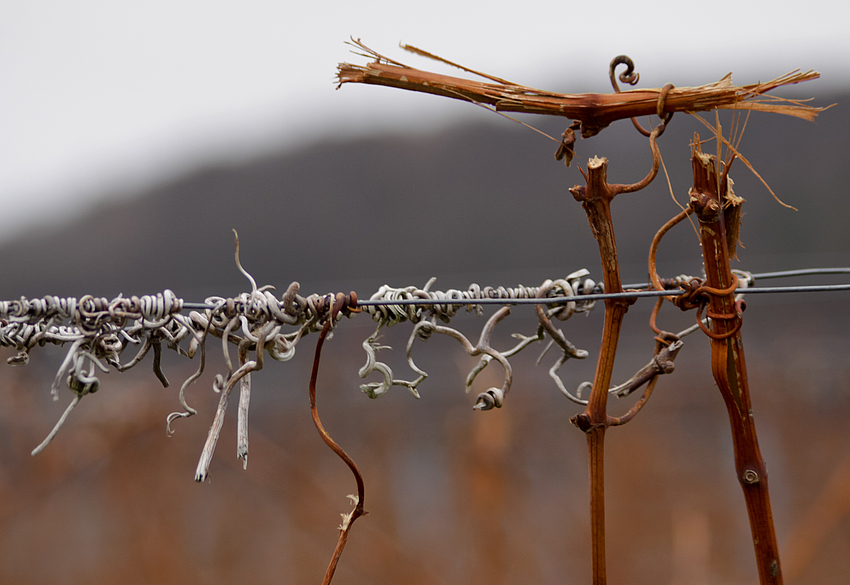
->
1;265;848;475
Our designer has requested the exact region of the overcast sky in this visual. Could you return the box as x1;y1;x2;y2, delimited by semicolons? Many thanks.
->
1;0;846;241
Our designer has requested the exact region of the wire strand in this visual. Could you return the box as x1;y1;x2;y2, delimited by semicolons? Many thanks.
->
622;267;850;290
182;280;850;311
4;267;848;462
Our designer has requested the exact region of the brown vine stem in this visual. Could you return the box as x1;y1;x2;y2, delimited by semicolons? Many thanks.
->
568;159;627;585
689;139;783;585
567;122;666;585
337;39;825;139
648;206;693;293
309;293;367;585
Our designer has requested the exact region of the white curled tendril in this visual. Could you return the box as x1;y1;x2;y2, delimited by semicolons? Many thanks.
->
3;249;609;473
358;322;426;399
356;271;601;409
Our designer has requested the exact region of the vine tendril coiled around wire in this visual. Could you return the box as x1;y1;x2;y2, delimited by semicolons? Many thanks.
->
357;270;600;408
3;258;846;472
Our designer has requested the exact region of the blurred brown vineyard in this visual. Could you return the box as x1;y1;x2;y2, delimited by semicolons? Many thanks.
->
1;105;849;583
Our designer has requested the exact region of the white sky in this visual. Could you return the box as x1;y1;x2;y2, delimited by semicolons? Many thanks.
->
1;0;847;241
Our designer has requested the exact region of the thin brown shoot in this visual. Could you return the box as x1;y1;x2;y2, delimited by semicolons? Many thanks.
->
400;43;519;86
692;133;716;150
344;37;409;68
690;113;797;210
715;110;723;188
455;95;563;146
659;148;682;209
389;55;562;149
659;147;699;238
732;97;756;165
578;163;588;182
649;297;664;335
338;41;827;137
728;103;740;161
721;91;757;174
728;98;742;165
648;207;694;293
310;297;367;585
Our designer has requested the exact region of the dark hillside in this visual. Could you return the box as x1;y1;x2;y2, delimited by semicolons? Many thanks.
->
1;93;847;300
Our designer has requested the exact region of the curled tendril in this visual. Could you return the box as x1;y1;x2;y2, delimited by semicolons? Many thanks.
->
610;55;640;93
362;271;598;327
356;320;426;399
5;254;611;474
609;55;675;140
358;271;600;408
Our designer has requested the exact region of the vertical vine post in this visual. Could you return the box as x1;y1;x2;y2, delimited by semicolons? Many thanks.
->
567;114;666;583
568;156;629;585
689;140;783;584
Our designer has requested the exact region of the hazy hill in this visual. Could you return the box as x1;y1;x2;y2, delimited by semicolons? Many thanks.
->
0;92;847;301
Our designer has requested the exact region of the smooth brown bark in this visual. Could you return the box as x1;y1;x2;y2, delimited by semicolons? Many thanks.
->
690;149;783;585
569;157;633;585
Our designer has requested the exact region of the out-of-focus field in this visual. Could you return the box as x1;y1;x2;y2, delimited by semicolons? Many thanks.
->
1;105;848;583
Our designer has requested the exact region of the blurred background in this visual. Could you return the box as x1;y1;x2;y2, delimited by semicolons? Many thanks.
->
1;1;849;583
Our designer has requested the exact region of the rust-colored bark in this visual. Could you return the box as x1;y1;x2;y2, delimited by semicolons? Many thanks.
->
333;39;825;584
337;40;825;138
568;156;634;585
566;112;675;583
689;146;783;585
309;293;367;585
